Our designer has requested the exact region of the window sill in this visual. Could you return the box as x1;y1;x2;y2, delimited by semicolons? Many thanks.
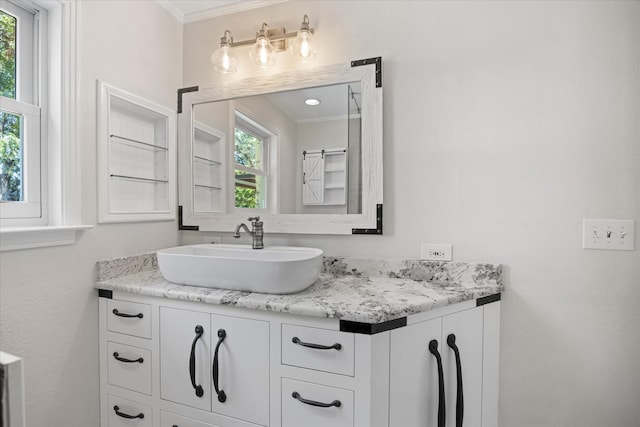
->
0;225;93;252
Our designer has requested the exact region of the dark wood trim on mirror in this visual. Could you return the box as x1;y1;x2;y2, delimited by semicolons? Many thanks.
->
177;86;199;113
178;205;199;231
351;56;382;87
352;204;383;235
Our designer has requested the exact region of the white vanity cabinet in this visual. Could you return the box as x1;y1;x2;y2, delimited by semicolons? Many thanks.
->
159;307;269;426
98;290;500;427
390;301;501;427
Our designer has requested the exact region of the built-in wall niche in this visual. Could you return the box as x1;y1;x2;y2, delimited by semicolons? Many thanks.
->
302;148;347;206
192;122;226;213
97;81;176;223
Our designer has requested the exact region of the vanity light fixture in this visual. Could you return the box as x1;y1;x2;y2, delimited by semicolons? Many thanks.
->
289;15;317;62
210;14;317;74
249;23;277;68
210;30;238;74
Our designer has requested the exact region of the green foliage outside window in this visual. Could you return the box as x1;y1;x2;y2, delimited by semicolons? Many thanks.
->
0;10;22;201
235;171;257;209
234;127;264;209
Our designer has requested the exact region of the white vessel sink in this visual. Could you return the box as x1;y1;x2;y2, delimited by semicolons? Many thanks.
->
157;244;323;294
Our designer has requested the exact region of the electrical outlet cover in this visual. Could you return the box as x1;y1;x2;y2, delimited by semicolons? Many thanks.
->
421;243;453;261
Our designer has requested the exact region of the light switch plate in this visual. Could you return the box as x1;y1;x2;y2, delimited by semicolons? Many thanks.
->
582;219;635;250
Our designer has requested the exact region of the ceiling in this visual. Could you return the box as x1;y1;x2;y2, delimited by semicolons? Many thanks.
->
157;0;289;23
265;83;362;124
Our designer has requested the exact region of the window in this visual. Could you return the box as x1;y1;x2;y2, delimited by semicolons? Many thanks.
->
233;112;270;210
0;1;88;251
1;1;43;220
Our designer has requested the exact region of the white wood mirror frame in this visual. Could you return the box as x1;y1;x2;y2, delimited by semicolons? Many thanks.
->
177;58;383;235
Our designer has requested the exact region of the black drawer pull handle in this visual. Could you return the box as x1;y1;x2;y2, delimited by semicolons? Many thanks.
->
212;329;227;403
112;309;143;319
292;336;342;351
447;334;464;427
190;325;204;397
429;340;446;427
292;391;341;408
113;405;144;419
113;352;143;364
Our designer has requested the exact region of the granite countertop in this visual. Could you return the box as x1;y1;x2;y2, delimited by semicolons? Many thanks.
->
95;253;503;324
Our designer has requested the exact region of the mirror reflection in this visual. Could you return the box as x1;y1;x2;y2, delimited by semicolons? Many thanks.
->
191;82;362;216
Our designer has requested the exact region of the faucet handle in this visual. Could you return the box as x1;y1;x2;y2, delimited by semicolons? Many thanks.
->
248;216;261;223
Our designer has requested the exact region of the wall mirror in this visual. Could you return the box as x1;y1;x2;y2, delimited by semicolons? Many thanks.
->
177;58;382;234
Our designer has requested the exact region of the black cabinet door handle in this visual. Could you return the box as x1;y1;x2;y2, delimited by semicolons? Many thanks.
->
113;405;144;419
112;308;143;319
292;336;342;350
212;328;227;403
112;352;143;364
447;334;464;427
428;340;446;427
189;325;204;397
291;391;341;408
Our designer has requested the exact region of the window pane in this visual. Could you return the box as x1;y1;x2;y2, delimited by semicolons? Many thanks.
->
0;10;17;99
234;170;266;209
234;127;263;169
0;110;23;201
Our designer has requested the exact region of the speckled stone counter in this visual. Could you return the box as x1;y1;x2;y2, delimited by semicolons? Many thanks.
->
95;253;503;324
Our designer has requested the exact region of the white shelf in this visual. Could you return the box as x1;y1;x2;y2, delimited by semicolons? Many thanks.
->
192;122;226;213
98;81;176;223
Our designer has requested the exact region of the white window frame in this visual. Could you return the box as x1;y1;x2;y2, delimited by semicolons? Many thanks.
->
232;108;278;213
1;0;43;220
0;0;90;251
0;98;42;218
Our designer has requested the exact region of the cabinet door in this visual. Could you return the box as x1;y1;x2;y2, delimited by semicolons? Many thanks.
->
389;307;485;427
160;307;212;411
389;317;442;426
210;314;269;426
303;152;324;205
442;307;484;427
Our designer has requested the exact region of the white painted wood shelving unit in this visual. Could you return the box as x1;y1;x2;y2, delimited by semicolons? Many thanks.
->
192;122;226;213
302;148;347;206
97;81;176;223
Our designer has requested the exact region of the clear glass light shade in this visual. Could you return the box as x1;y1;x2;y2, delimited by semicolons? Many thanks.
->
249;37;277;68
211;45;238;74
290;29;317;62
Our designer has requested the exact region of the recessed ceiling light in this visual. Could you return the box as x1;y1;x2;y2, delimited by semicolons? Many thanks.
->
305;98;320;106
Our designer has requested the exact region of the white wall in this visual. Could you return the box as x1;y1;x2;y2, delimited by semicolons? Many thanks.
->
0;2;182;426
184;1;640;426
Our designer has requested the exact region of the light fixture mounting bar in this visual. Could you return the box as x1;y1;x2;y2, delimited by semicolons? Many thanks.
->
229;28;316;50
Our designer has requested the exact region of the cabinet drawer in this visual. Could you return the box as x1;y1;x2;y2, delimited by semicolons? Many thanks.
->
107;341;152;395
282;378;354;427
107;299;151;339
282;324;354;376
160;411;212;427
107;394;152;427
160;410;262;427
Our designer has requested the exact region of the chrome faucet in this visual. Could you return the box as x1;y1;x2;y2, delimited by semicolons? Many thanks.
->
233;216;264;249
